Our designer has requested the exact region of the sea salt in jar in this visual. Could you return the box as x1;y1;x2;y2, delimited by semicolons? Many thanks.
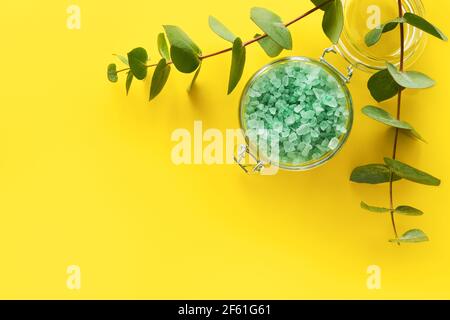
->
235;52;353;173
235;0;426;173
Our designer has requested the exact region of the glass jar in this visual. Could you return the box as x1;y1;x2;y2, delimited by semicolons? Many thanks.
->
336;0;426;72
235;50;354;173
235;0;426;174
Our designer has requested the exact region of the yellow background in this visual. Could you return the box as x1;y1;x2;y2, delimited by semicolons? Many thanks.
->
0;0;449;299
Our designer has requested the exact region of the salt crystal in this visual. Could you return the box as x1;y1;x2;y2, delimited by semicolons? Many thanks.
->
328;137;340;150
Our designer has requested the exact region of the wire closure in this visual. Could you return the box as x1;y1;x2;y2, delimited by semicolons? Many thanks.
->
234;145;265;174
320;47;354;83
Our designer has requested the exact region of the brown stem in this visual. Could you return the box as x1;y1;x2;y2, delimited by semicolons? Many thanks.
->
390;0;405;242
117;62;163;74
117;0;332;74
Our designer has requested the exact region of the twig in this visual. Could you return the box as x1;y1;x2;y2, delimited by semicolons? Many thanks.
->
389;0;405;242
117;0;333;74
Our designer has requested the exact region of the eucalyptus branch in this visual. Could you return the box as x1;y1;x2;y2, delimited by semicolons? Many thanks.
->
116;1;332;75
107;0;343;100
388;0;405;241
351;2;447;244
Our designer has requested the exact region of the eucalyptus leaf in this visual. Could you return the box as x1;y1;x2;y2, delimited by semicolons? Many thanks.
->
170;45;200;74
322;0;344;44
157;33;170;61
125;72;133;95
208;16;237;43
404;13;448;41
395;206;424;216
107;63;118;83
255;33;283;57
368;69;401;102
360;201;389;213
163;25;201;54
403;128;427;143
113;54;129;66
250;7;292;50
386;63;435;89
384;158;441;186
188;62;202;93
228;37;246;94
365;18;404;47
163;25;201;74
310;0;332;11
362;106;411;129
150;59;171;101
350;164;401;184
390;229;429;243
362;106;424;142
127;47;148;80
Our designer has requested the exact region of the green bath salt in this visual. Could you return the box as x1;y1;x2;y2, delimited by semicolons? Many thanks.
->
240;58;352;169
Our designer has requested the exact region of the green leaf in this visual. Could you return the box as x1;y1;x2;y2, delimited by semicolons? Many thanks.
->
150;59;171;101
322;0;344;44
360;202;424;216
395;206;424;216
361;201;389;213
188;62;202;93
350;164;401;184
157;33;170;61
125;72;133;95
368;69;401;102
362;106;411;129
365;18;403;47
170;46;200;74
310;0;332;11
250;7;292;50
361;106;424;142
163;25;201;54
384;158;441;186
228;38;246;95
403;128;427;143
107;63;118;83
113;54;129;66
255;33;283;57
208;16;237;43
386;63;435;89
127;47;148;80
163;25;201;74
390;229;429;243
404;13;448;41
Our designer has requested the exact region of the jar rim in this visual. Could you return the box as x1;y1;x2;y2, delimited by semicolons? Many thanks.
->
239;56;354;171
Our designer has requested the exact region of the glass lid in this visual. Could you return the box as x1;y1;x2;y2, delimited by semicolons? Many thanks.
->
335;0;427;72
